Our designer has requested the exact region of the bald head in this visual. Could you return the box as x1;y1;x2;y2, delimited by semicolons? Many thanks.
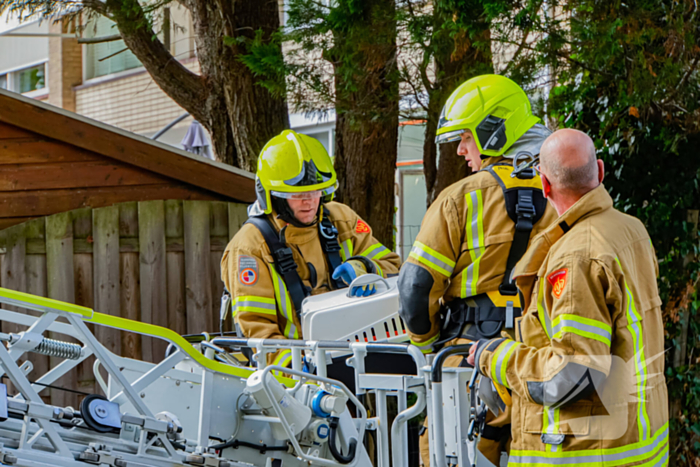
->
540;129;599;196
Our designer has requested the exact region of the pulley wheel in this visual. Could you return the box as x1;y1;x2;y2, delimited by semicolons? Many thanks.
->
81;394;119;433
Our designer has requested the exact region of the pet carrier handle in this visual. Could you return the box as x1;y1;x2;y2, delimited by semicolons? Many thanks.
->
346;274;391;298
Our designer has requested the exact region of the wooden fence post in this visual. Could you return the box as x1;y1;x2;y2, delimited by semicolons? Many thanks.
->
72;208;96;397
93;206;121;357
45;212;77;407
183;201;212;334
165;200;187;335
119;203;142;362
139;201;167;361
24;219;50;401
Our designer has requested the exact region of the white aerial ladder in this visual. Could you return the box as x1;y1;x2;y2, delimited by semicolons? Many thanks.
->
0;275;482;467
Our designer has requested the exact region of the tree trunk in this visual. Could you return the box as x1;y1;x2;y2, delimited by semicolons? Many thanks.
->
107;0;288;170
331;0;399;248
423;2;494;205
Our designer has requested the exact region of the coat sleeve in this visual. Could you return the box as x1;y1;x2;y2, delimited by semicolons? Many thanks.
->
398;195;463;353
220;245;293;368
476;255;619;407
338;212;401;278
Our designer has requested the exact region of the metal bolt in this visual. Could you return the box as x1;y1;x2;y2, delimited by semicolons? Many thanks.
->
175;380;181;386
140;393;145;398
95;405;108;418
115;459;127;467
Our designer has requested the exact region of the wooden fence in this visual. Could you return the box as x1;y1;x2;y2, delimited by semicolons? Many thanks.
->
0;199;248;408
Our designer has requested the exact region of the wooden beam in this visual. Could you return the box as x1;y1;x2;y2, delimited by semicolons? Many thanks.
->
0;184;220;218
0;161;171;191
0;90;255;203
0;138;101;165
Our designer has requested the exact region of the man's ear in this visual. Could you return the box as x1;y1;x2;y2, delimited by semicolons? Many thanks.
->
541;174;551;198
597;159;605;184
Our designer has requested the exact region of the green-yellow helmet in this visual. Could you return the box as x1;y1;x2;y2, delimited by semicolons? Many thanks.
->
255;129;337;215
435;74;540;157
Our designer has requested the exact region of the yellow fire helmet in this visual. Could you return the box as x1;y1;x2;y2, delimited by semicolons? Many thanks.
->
254;130;338;215
435;74;540;157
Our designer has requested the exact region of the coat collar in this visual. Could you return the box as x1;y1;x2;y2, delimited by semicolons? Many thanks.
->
513;184;613;277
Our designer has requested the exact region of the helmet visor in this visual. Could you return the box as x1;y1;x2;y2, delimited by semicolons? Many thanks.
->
435;129;465;145
271;185;337;200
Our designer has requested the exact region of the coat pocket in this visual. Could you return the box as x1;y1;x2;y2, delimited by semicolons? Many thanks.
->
521;400;593;437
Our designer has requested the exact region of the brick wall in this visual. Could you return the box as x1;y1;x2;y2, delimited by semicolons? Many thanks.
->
75;59;200;136
48;18;82;111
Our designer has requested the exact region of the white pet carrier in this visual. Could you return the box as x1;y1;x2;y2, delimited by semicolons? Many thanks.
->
300;275;409;345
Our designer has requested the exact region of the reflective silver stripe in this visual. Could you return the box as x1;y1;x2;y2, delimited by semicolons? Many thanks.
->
270;266;298;339
233;300;276;312
362;244;389;260
410;245;455;276
493;340;517;387
509;425;669;465
552;318;612;345
468;190;483;253
545;407;559;452
462;247;484;298
341;239;352;262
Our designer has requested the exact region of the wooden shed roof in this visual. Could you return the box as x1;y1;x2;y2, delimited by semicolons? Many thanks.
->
0;88;255;228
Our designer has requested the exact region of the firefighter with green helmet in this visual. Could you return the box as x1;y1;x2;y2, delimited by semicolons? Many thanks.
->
398;74;557;466
221;129;401;367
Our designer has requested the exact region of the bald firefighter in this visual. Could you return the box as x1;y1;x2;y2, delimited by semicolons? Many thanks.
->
221;130;401;367
469;129;669;465
398;75;558;466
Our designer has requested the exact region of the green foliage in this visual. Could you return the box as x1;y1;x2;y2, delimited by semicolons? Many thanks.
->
531;1;700;462
227;30;289;99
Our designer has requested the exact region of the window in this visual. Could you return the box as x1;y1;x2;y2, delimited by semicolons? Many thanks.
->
17;64;45;93
85;17;142;79
0;63;48;95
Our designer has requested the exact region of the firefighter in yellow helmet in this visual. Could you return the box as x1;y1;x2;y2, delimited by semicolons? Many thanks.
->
468;129;669;466
221;130;401;368
397;74;558;466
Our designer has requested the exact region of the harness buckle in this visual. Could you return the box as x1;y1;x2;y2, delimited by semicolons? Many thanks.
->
274;247;298;274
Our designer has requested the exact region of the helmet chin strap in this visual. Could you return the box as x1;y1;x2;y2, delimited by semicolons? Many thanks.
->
271;196;320;228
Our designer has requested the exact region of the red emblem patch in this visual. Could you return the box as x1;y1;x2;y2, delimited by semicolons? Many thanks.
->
547;268;568;299
356;219;370;234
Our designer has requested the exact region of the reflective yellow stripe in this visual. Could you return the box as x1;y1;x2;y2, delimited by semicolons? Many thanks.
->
542;407;560;453
552;314;612;346
371;260;385;278
615;257;650;440
461;253;483;298
273;349;292;366
272;350;293;377
537;279;552;339
232;295;277;316
509;422;669;466
410;334;440;354
465;190;485;261
269;266;299;339
340;239;353;262
360;243;390;261
490;340;517;388
409;241;455;277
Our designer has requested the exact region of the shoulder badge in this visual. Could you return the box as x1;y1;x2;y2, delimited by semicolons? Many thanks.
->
238;255;259;286
356;219;370;234
547;268;568;299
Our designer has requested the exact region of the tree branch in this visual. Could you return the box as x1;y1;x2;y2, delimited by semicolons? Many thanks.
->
99;0;209;123
78;34;122;44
